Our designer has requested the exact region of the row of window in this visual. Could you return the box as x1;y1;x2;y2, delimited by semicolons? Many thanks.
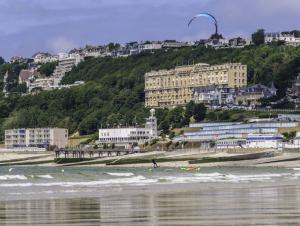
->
99;137;150;142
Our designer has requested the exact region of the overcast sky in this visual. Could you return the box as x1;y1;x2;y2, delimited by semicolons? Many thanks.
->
0;0;299;59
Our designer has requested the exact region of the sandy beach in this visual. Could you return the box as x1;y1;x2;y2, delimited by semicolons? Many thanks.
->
1;148;300;169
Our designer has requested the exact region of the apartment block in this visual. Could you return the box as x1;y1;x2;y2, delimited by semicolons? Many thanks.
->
53;54;83;79
144;63;247;108
5;128;68;149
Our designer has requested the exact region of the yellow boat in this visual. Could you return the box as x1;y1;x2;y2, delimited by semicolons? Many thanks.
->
180;167;200;171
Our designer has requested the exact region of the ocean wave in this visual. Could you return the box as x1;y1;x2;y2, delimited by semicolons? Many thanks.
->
105;172;134;177
0;175;27;180
194;173;224;177
0;176;157;188
160;173;293;184
33;175;54;179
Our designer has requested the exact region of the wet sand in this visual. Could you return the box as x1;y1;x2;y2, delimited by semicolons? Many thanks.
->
1;182;300;225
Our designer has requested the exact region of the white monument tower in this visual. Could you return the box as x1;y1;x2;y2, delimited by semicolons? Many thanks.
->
145;109;158;138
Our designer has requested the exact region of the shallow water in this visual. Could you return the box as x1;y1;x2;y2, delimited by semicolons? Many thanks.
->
1;166;300;225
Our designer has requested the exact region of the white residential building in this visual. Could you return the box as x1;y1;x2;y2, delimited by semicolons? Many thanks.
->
265;32;300;47
27;53;84;92
53;54;83;79
27;77;84;92
33;53;58;64
139;42;162;51
27;77;55;92
99;110;158;146
5;128;68;149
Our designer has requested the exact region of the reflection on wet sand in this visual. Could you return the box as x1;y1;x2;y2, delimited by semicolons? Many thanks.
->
1;184;300;225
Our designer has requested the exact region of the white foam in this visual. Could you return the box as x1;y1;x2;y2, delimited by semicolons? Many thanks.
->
162;176;218;183
35;175;54;179
0;175;27;180
194;173;224;178
0;176;157;188
106;172;134;177
163;173;292;184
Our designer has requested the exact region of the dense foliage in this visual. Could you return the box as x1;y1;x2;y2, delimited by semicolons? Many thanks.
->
0;44;299;140
252;29;265;46
38;61;58;77
0;62;27;93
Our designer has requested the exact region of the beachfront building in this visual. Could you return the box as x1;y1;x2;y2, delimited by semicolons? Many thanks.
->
278;114;300;121
98;110;158;147
216;134;283;149
145;63;247;108
245;134;283;149
175;122;298;145
5;128;68;149
216;139;246;149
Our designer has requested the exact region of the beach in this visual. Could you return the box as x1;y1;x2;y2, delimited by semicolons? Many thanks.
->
1;166;300;225
2;149;300;225
2;148;300;168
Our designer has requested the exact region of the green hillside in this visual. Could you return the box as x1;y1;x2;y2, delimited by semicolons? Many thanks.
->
0;44;299;140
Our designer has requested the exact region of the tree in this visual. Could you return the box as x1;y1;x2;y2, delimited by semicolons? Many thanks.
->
0;57;5;65
159;120;170;133
108;43;120;51
193;104;207;122
252;29;265;46
38;62;58;77
185;101;196;121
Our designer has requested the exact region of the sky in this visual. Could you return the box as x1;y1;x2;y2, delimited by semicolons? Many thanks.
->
0;0;300;59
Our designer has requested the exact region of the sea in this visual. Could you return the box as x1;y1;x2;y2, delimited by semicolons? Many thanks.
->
1;166;300;225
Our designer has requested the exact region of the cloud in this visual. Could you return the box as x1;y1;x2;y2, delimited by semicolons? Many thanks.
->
47;37;78;53
0;0;300;59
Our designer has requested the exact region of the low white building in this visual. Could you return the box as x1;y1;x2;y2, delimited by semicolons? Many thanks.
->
5;128;68;149
216;139;246;149
99;110;158;147
216;134;283;149
245;134;283;149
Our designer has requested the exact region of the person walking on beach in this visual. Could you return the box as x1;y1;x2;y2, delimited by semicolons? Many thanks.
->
152;159;158;168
